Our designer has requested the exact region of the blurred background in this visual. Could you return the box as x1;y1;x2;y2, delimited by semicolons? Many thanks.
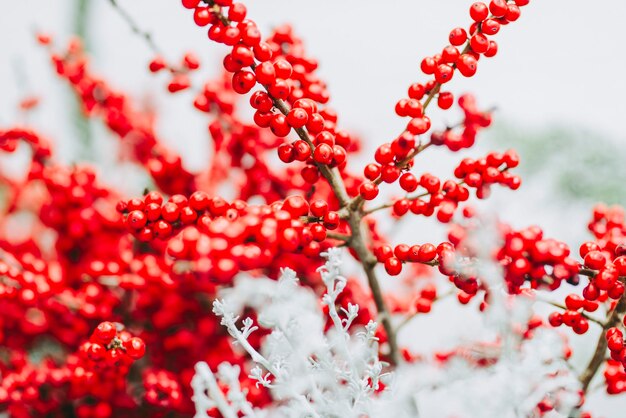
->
1;0;625;415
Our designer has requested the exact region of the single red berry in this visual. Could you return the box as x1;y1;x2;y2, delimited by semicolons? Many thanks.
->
435;64;454;83
359;182;379;200
384;257;402;276
254;61;276;85
484;40;499;58
420;57;437;75
149;56;166;73
270;114;291;137
124;337;146;360
399;173;418;192
282;195;309;218
482;18;501;36
278;143;295;163
127;210;147;230
437;92;454;110
470;34;490;54
418;243;437;263
310;200;329;217
489;0;509;17
232;70;256;94
469;2;489;21
457;54;478;77
313;143;333;165
449;27;468;46
286;108;309;128
94;322;117;344
228;2;247;22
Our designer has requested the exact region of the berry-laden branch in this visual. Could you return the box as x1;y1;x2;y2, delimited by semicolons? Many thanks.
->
174;0;402;365
172;0;529;366
580;288;626;393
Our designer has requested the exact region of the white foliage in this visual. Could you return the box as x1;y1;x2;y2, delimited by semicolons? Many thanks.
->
192;243;581;418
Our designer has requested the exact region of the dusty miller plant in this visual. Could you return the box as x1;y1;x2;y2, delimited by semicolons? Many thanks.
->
192;232;580;418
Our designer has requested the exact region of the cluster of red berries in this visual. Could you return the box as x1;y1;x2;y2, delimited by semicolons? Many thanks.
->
495;226;580;293
181;1;359;187
430;94;493;151
142;370;184;409
606;327;626;371
148;52;201;93
71;322;145;402
38;165;123;257
193;72;237;115
0;128;51;162
374;241;453;277
418;0;527;89
578;206;626;304
454;149;521;197
0;353;71;417
548;294;598;335
384;150;518;225
118;191;343;281
604;359;626;394
84;321;146;364
49;39;197;195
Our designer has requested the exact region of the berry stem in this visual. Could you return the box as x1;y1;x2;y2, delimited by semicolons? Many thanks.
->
108;0;163;56
579;289;626;393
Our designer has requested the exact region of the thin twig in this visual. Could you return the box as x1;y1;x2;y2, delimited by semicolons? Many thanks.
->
108;0;162;56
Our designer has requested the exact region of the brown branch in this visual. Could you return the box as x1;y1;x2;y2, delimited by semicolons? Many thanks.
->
325;231;351;242
345;212;400;364
108;0;163;56
579;292;626;393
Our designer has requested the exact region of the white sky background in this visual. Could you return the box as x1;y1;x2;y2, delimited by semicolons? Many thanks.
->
1;0;626;415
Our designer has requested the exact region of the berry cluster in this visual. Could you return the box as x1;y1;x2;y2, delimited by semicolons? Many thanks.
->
606;327;626;370
374;242;452;277
548;294;599;335
48;39;197;195
118;191;343;281
417;0;526;94
149;52;201;93
181;0;357;188
496;226;580;292
579;206;626;304
431;94;494;151
0;128;51;162
454;149;521;198
605;359;626;394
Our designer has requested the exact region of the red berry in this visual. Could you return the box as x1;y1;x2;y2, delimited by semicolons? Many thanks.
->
399;173;418;192
359;182;379;200
437;92;454;110
469;2;489;21
384;257;402;276
313;143;333;165
124;337;146;359
457;54;478;77
94;322;117;344
286;108;309;129
449;27;468;46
